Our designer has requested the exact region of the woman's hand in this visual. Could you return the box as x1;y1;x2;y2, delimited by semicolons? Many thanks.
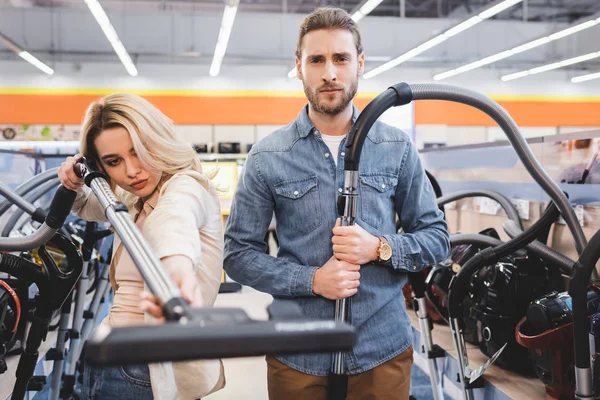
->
58;154;85;192
139;255;202;323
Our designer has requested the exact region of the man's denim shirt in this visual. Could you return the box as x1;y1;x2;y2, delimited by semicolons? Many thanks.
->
224;104;450;376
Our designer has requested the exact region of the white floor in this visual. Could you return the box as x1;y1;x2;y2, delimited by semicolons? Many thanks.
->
205;287;274;400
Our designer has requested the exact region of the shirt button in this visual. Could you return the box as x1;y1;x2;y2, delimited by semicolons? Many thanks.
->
293;190;299;195
341;152;345;156
381;184;386;189
338;188;342;193
325;153;330;158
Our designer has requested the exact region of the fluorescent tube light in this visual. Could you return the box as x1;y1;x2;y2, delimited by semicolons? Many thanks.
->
501;51;600;81
364;0;524;79
478;0;522;19
500;71;530;81
548;19;598;40
18;51;54;75
84;0;138;76
571;71;600;83
209;3;239;77
0;32;53;75
352;0;385;22
434;15;600;81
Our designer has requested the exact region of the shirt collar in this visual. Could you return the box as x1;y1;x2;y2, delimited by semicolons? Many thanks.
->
295;103;361;139
133;174;168;215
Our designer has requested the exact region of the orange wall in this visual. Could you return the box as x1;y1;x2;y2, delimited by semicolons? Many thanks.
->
0;93;373;125
1;91;600;126
415;99;600;127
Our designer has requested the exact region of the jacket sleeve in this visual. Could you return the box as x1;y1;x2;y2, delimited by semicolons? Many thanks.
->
71;186;109;222
223;151;319;298
383;140;450;272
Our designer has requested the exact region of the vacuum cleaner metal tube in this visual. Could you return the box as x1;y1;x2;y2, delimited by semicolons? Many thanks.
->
329;85;407;399
329;169;359;396
74;160;190;322
334;169;359;371
0;186;75;251
450;317;473;400
407;269;444;400
2;178;61;237
0;181;39;220
575;367;593;399
415;296;444;400
0;167;58;218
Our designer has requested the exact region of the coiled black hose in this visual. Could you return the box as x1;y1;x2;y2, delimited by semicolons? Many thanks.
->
448;201;560;318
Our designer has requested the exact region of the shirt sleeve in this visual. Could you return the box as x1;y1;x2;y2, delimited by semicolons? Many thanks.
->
71;185;109;222
385;140;451;272
223;151;319;298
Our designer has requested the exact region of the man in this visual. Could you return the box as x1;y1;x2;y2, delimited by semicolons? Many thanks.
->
223;6;450;399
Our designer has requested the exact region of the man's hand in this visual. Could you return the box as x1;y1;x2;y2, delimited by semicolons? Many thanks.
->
332;218;380;265
312;256;361;300
140;255;201;323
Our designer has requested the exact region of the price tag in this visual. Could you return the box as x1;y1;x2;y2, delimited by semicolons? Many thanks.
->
511;199;530;220
558;205;585;227
474;197;500;216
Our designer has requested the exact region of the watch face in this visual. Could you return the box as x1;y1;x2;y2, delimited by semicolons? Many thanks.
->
380;243;392;261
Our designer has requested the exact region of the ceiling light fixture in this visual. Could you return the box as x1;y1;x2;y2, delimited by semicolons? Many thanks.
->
209;0;239;77
84;0;138;76
434;15;600;81
571;71;600;83
363;0;523;79
0;32;53;75
500;51;600;81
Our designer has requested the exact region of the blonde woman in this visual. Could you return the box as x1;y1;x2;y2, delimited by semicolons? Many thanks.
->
57;93;225;399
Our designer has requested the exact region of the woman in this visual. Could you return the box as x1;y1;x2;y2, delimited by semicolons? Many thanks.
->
58;93;225;399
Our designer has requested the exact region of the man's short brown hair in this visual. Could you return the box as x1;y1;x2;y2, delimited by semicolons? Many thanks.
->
295;7;363;59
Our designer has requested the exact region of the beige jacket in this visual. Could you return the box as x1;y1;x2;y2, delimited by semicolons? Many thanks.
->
72;170;226;399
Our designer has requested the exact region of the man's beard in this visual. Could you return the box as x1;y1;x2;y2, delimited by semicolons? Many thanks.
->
304;78;358;116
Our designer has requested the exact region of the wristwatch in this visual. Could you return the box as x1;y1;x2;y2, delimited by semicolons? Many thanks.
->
377;236;392;262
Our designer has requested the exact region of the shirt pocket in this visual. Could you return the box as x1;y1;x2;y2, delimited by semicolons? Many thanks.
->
274;175;322;235
359;173;398;230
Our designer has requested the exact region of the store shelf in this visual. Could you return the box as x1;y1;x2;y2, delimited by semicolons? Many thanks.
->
409;310;546;400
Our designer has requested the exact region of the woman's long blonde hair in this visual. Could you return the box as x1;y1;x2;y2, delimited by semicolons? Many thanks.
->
79;93;216;188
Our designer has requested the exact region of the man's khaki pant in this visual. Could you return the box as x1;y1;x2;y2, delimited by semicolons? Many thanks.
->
266;346;414;400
